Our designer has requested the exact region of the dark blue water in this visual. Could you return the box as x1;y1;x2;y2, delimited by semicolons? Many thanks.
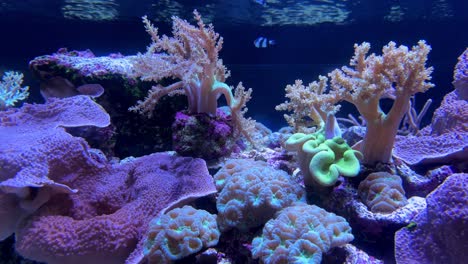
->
0;0;467;130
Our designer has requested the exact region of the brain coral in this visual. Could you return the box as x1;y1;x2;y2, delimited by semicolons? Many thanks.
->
251;203;354;264
214;159;305;231
358;172;408;213
143;205;220;264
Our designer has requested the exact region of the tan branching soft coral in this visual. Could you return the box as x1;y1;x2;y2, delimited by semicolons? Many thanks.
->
276;77;339;133
358;172;408;213
278;41;434;165
328;41;434;164
129;10;255;141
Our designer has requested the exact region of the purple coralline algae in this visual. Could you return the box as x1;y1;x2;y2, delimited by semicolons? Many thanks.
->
30;48;135;78
172;108;236;161
394;173;468;263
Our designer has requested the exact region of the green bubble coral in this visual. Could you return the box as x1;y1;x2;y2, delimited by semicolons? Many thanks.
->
143;206;220;263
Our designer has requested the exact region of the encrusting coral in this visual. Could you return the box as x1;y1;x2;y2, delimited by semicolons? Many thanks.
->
358;172;408;213
395;173;468;263
143;205;220;264
278;41;434;165
251;203;354;264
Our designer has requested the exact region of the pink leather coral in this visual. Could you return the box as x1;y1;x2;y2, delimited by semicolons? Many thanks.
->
0;95;110;240
15;153;217;264
0;95;216;264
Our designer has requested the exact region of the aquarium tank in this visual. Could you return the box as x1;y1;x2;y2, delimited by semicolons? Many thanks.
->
0;0;467;263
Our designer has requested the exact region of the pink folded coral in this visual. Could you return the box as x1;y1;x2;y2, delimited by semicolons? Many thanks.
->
0;96;216;264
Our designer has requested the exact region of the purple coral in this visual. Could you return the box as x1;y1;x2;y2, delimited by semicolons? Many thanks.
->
394;173;468;263
171;108;236;160
453;48;468;99
0;96;217;264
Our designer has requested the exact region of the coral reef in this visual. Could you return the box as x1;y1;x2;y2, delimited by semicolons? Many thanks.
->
144;205;220;263
1;8;467;264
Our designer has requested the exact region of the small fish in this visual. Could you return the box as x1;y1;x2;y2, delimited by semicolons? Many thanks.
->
254;37;276;48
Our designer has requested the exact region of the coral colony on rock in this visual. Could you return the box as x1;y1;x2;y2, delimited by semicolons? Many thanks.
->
0;1;467;264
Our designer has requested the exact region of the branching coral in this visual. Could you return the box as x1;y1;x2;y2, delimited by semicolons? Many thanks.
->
0;71;29;110
275;77;339;133
329;41;434;164
278;41;434;165
129;10;255;140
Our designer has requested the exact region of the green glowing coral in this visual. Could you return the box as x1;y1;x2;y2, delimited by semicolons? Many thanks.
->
285;132;362;187
251;203;354;264
143;205;220;263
